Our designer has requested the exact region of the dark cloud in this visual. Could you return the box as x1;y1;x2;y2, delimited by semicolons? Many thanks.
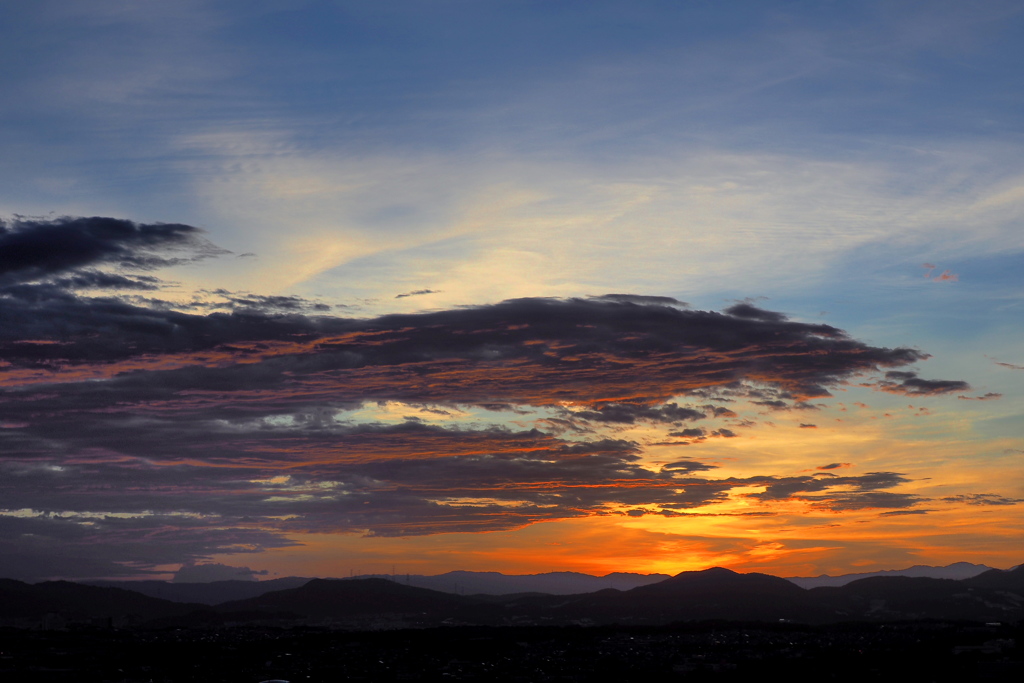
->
754;399;789;409
813;491;923;511
0;294;943;416
878;509;931;516
724;302;787;322
874;370;970;396
704;405;738;418
941;494;1024;506
817;463;849;470
52;271;163;291
200;290;332;312
661;460;717;473
0;297;346;369
669;428;706;438
0;215;222;286
591;294;686;306
566;402;705;424
395;289;440;299
743;471;923;511
957;392;1002;401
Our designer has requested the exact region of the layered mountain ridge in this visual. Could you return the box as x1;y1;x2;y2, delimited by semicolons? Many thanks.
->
3;562;1022;629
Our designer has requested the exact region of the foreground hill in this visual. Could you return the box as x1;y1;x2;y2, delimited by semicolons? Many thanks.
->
963;564;1024;591
807;565;1024;622
0;579;207;626
511;567;826;623
214;569;821;625
214;566;1024;626
216;578;491;625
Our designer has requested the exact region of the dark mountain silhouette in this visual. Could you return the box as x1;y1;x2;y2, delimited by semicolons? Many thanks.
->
808;566;1024;621
529;567;826;623
0;579;206;625
83;576;311;605
962;563;1024;591
8;562;1024;629
217;566;1024;626
216;578;487;623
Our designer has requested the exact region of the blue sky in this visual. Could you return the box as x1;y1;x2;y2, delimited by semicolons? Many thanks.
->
0;0;1022;580
4;1;1023;308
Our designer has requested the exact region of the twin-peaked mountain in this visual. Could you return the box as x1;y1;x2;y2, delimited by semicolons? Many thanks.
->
4;564;1023;628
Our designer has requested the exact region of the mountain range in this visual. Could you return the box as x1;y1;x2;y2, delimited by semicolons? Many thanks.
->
82;562;999;603
3;562;1021;629
785;562;994;589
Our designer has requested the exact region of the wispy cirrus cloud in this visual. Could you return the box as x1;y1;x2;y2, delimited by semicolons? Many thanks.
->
922;263;959;282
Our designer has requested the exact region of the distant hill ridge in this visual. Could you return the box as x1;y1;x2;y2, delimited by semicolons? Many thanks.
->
83;562;1000;602
4;563;1023;628
785;562;993;589
213;564;1024;626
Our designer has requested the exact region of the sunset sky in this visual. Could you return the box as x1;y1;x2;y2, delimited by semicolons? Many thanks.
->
1;0;1022;583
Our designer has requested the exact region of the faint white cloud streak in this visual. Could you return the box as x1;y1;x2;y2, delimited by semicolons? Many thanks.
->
175;130;1024;313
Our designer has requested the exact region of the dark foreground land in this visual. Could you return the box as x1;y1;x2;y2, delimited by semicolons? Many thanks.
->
1;620;1021;683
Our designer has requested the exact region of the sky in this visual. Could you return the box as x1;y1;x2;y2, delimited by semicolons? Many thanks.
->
0;0;1022;583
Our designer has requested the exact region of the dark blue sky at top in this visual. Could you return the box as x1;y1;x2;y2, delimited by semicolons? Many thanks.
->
3;0;1022;164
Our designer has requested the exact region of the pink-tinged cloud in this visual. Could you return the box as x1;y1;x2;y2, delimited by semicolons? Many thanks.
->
921;264;957;281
